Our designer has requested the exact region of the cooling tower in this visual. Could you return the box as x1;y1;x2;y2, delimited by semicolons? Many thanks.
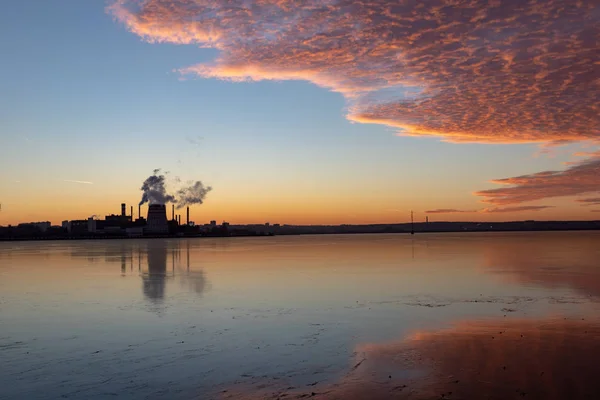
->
146;204;168;234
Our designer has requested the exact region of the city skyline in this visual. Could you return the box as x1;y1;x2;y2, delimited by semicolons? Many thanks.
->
1;1;599;226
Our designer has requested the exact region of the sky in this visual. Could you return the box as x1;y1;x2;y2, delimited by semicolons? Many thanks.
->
0;0;599;226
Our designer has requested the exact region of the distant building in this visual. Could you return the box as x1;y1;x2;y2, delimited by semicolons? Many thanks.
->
69;220;89;234
210;220;217;227
88;218;97;233
18;221;51;232
126;227;144;237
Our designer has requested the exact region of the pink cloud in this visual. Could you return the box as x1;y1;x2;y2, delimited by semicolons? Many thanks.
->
425;209;477;214
481;205;553;213
576;197;600;206
574;150;600;158
108;0;600;144
475;156;600;206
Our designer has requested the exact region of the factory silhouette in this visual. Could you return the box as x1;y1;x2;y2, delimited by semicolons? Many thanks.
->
60;201;256;238
3;170;600;240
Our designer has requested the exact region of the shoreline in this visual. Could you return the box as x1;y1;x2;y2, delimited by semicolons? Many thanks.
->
1;227;599;242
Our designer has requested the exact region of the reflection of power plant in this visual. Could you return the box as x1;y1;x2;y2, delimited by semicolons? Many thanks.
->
140;240;208;306
142;241;169;302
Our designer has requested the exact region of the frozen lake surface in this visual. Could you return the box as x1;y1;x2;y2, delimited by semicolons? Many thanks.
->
1;232;600;399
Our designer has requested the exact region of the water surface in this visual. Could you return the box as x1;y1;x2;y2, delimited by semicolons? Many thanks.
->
1;232;599;399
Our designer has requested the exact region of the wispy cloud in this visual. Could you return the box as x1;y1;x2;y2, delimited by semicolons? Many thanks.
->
186;135;203;146
425;209;476;214
573;150;600;158
63;179;94;185
425;206;553;214
475;156;600;206
481;205;554;213
576;197;600;206
109;0;600;145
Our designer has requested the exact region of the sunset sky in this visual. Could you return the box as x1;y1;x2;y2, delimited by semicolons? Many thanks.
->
1;0;599;226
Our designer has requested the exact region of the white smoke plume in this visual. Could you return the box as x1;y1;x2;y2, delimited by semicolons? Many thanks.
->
139;169;211;207
139;169;176;205
175;181;212;209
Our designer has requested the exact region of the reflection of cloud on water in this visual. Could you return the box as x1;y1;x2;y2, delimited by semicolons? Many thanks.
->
481;233;600;297
222;318;600;400
178;240;209;297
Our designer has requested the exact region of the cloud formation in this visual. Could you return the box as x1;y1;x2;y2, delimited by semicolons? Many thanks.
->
109;0;599;144
482;205;553;213
475;156;600;206
576;197;600;206
426;206;553;214
573;150;600;158
425;208;476;214
63;179;94;185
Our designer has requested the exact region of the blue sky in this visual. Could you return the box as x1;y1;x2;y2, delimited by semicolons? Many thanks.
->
1;1;597;225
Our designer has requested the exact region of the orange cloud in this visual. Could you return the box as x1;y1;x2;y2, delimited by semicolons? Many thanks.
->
574;150;600;158
425;208;476;214
576;197;600;206
481;205;553;213
475;156;600;206
108;0;600;144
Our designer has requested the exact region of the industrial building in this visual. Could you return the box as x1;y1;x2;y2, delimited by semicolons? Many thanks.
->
17;221;51;232
2;202;276;239
55;202;200;237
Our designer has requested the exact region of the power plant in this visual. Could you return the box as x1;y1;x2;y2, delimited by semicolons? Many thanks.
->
146;204;168;234
48;202;205;238
0;171;282;239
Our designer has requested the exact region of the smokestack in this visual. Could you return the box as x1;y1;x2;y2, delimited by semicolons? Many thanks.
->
172;204;175;221
131;206;133;219
121;203;126;217
178;215;181;225
138;205;141;220
186;207;189;226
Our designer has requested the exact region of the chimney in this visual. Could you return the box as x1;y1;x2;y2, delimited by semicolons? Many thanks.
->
138;205;141;220
121;203;126;217
131;206;133;220
186;207;190;226
178;215;181;225
172;204;175;221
